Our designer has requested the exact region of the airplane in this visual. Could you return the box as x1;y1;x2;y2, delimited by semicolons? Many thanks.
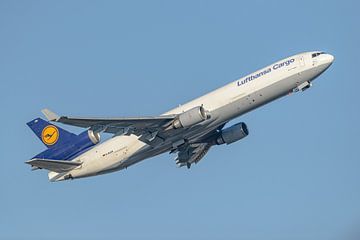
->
26;51;334;181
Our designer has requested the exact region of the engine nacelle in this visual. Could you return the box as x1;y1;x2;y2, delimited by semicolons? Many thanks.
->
87;130;101;144
216;122;249;145
74;130;101;151
172;106;208;129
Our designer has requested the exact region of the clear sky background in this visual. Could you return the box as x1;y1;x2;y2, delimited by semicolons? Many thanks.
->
1;1;359;239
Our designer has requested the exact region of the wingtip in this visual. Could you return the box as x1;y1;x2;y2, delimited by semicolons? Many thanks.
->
41;108;60;121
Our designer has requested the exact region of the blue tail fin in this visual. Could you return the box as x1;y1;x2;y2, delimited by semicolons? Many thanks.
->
27;118;77;148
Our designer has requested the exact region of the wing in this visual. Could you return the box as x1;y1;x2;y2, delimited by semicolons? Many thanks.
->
42;108;176;140
26;159;82;173
173;143;212;168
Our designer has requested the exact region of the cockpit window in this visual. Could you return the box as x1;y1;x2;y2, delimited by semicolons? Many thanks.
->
312;52;326;58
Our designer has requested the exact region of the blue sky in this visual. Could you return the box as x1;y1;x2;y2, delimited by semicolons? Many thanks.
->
1;1;359;239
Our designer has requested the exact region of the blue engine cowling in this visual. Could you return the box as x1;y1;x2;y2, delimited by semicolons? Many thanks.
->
34;130;100;160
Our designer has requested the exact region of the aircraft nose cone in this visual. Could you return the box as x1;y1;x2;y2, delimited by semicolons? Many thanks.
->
322;54;334;66
320;53;334;69
327;54;335;63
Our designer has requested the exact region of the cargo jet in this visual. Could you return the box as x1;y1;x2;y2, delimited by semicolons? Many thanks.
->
26;51;334;181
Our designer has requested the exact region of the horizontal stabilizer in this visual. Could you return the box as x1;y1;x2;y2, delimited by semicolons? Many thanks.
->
26;159;81;173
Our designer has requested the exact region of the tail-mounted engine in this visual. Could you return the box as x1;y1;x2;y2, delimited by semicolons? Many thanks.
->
75;129;101;151
87;130;101;144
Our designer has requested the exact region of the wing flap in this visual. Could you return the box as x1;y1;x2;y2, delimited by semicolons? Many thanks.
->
26;159;81;173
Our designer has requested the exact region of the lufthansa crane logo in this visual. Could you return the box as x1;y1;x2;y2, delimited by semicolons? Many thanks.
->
41;125;59;145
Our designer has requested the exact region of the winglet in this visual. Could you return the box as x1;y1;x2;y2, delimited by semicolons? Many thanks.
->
41;108;60;121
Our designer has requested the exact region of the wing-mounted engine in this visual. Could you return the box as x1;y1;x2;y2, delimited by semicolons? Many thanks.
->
169;106;210;129
170;122;248;169
215;122;249;145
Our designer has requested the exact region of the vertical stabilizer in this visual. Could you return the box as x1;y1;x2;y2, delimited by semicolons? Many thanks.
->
26;118;77;148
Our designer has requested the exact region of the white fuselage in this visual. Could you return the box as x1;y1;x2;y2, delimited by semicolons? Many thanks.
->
49;51;334;181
